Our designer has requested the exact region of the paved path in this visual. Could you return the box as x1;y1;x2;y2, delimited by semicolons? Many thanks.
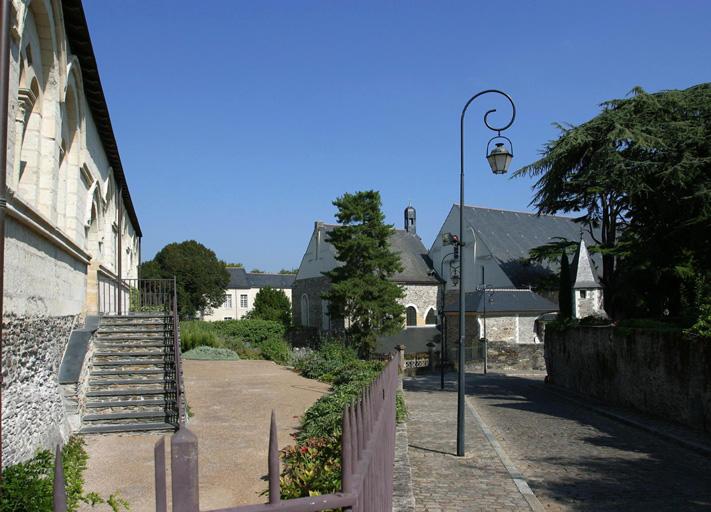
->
80;360;329;511
405;371;711;512
465;373;711;511
404;378;533;512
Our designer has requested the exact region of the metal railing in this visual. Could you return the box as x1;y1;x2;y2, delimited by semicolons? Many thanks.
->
99;278;176;316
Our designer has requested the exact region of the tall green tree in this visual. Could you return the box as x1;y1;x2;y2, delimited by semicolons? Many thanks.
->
141;240;229;319
558;252;573;319
323;191;405;355
247;286;292;327
515;83;711;319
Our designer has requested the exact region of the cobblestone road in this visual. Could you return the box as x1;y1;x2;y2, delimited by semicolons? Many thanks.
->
404;378;532;512
466;373;711;511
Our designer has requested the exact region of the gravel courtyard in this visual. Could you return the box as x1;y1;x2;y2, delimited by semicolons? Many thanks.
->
79;360;329;511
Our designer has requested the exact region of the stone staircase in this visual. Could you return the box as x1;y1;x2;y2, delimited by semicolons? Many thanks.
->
80;314;180;434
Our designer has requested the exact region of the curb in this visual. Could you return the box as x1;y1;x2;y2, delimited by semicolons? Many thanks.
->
537;383;711;460
465;396;545;512
392;421;416;512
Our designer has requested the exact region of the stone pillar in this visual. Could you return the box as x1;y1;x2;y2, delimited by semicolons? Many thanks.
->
395;344;405;390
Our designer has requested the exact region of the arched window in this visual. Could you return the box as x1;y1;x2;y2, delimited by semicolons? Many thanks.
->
321;300;330;331
425;308;437;325
406;306;417;327
300;294;310;327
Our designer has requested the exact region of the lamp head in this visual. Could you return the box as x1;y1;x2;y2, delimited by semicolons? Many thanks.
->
487;142;513;175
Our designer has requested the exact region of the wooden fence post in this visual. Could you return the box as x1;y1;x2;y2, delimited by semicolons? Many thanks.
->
171;427;199;512
395;345;405;390
53;446;67;512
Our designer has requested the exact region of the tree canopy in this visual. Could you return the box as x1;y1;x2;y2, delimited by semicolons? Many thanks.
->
323;190;405;355
247;286;292;327
516;83;711;321
140;240;229;319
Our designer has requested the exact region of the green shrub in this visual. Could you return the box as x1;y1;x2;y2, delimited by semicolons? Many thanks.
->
295;339;357;382
183;346;240;360
685;303;711;338
615;318;683;335
578;315;612;326
211;319;285;344
280;437;341;499
0;437;128;512
180;320;220;352
259;336;292;365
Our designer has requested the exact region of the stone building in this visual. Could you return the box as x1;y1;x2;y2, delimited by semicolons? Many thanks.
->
570;239;605;318
2;0;141;466
202;267;295;321
292;205;439;350
430;204;601;346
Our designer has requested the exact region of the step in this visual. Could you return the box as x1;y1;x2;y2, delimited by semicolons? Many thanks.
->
91;369;166;376
92;359;167;367
80;422;175;434
95;342;168;349
85;399;173;408
89;378;166;387
97;328;168;334
87;388;174;397
95;351;166;358
83;411;168;422
102;315;170;321
96;333;166;339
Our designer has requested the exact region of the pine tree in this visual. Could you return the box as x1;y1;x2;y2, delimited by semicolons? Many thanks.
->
323;191;405;356
559;252;573;319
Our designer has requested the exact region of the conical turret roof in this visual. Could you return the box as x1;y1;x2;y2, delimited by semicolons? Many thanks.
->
570;239;600;289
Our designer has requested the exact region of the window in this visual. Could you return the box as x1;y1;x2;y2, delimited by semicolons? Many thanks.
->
425;308;437;325
301;294;310;326
580;290;587;299
224;294;232;308
321;300;330;331
406;306;417;327
240;294;248;308
223;317;233;320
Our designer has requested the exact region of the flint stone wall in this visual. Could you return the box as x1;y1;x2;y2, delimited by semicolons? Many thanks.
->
2;314;76;467
545;326;711;434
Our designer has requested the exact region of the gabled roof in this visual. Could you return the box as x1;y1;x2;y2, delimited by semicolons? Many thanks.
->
570;239;600;289
456;205;602;284
226;267;295;289
443;288;557;314
314;224;437;285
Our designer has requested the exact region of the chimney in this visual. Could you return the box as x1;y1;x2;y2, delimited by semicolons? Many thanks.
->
404;204;416;234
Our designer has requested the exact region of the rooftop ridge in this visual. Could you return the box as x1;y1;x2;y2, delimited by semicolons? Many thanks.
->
455;203;580;221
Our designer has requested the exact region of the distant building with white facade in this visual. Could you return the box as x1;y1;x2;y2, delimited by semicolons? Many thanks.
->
202;268;295;321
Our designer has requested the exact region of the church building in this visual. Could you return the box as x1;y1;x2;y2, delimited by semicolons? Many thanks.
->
292;205;439;351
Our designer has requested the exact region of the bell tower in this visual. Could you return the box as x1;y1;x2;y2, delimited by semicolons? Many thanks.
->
404;204;416;234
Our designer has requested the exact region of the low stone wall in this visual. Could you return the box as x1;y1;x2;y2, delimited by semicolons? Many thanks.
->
2;314;76;467
545;327;711;434
453;340;545;371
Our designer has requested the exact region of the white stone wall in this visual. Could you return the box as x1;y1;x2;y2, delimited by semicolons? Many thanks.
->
574;288;605;318
2;0;142;466
401;284;438;326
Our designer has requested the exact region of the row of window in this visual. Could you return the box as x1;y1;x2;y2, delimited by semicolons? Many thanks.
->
223;294;249;309
299;294;436;329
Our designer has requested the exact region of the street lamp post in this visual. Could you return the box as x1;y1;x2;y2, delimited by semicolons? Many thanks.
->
456;90;515;457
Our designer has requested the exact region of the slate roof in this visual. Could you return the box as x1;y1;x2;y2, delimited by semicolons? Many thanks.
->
443;289;557;314
226;268;295;289
457;205;602;285
319;224;437;285
570;239;600;289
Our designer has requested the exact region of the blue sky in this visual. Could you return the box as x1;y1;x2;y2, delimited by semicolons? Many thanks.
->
83;1;711;271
